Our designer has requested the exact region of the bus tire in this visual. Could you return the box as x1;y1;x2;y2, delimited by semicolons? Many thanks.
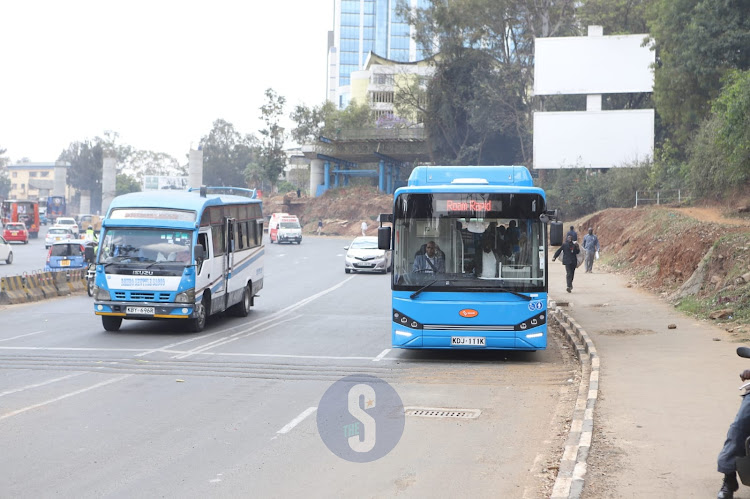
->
189;296;208;332
229;284;252;317
102;316;122;332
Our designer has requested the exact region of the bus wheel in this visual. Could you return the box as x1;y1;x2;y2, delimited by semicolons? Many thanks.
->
229;284;252;317
102;316;122;332
189;297;208;332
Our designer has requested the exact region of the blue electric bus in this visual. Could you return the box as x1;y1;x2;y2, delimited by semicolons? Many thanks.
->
93;187;264;332
378;166;561;350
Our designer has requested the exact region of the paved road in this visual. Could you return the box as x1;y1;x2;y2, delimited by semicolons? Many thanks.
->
0;225;52;277
0;236;578;498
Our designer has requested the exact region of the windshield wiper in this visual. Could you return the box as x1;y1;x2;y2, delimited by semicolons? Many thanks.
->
410;279;439;299
461;286;532;301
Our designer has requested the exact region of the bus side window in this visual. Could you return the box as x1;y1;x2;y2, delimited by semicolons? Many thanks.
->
237;223;245;250
197;233;209;274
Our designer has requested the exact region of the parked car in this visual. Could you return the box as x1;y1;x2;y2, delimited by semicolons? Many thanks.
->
0;236;12;264
45;226;75;248
54;217;80;237
344;236;392;274
45;240;87;271
3;222;29;244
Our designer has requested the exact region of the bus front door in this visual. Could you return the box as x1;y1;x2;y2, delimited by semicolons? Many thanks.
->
224;218;235;311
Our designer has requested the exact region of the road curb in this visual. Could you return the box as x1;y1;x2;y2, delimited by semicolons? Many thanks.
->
550;304;599;499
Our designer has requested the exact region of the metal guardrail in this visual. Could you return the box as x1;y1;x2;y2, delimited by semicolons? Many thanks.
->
635;190;692;206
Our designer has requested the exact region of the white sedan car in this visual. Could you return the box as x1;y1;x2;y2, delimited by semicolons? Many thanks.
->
0;236;12;264
344;236;392;274
45;226;75;248
54;217;80;237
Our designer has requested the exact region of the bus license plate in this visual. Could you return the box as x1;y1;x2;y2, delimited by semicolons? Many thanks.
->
451;336;486;346
126;306;155;315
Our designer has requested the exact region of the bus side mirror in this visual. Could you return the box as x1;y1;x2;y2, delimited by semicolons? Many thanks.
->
194;245;205;262
378;226;391;250
549;221;563;246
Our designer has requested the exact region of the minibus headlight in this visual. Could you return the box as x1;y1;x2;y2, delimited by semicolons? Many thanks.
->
175;289;195;303
95;287;111;301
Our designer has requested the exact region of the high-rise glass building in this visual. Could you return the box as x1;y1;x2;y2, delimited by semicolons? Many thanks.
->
327;0;429;109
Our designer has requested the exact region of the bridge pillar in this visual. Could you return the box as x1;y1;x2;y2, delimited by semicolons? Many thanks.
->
324;161;330;191
344;164;349;187
387;164;393;194
310;159;324;197
379;160;385;192
334;163;340;188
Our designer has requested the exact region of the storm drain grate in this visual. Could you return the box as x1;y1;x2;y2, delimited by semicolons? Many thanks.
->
405;407;481;419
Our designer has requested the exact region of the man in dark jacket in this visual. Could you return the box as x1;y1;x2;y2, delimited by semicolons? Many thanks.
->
566;225;578;242
552;234;580;292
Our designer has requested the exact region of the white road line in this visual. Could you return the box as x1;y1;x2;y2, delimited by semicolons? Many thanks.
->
0;374;132;421
0;330;46;342
202;352;374;360
0;373;86;398
0;347;147;352
175;276;355;359
373;348;391;362
276;407;317;435
173;316;300;359
135;330;227;357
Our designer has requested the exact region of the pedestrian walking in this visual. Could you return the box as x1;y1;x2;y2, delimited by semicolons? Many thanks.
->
361;221;368;236
317;219;323;236
566;225;578;242
552;234;580;292
582;227;600;273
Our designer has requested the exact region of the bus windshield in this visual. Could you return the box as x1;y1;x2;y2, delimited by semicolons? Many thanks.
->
99;228;193;264
392;192;547;293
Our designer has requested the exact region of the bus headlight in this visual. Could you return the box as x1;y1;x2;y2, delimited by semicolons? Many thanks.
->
95;287;111;301
175;289;195;303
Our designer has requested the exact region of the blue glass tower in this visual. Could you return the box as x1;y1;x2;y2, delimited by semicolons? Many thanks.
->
328;0;429;108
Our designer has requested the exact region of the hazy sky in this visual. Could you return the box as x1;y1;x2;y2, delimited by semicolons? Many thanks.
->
1;0;332;164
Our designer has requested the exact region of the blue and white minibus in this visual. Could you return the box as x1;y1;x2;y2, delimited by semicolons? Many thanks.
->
93;187;264;332
378;166;561;350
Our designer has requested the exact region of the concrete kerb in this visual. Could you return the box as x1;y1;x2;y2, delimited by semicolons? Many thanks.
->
550;304;600;499
22;271;46;302
0;275;29;304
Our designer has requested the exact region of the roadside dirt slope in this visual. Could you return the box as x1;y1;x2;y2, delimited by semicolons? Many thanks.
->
263;186;393;238
573;201;750;334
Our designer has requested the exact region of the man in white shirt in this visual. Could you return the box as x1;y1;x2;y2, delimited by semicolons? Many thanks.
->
361;221;368;236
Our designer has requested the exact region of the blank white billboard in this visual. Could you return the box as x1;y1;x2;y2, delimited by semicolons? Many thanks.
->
534;34;654;95
533;110;654;169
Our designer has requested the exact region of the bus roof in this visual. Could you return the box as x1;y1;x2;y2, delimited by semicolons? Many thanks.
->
398;165;544;197
407;165;535;187
104;190;262;229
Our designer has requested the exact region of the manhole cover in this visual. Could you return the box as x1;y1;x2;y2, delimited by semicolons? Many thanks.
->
405;407;481;419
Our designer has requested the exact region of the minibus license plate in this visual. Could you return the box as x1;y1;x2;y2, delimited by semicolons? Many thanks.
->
451;336;486;346
127;306;155;315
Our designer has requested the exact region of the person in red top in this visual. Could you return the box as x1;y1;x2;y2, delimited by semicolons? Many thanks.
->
552;234;580;293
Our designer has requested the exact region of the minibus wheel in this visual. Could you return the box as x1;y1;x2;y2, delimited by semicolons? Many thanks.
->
102;316;122;332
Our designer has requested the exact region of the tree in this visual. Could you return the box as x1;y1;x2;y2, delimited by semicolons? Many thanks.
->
58;140;104;212
116;174;142;196
199;119;257;187
253;89;288;190
402;0;578;165
290;101;337;144
647;0;750;146
0;146;9;198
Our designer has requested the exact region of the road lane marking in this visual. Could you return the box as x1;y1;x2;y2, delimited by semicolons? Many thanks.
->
0;330;46;342
173;316;300;359
0;373;86;397
175;276;355;359
135;330;227;357
0;374;132;421
276;406;317;435
0;347;147;352
202;352;374;360
373;348;391;362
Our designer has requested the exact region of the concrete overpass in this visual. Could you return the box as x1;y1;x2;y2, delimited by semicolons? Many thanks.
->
301;128;431;196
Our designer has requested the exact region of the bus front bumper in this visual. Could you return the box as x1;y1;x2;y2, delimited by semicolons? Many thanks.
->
391;326;547;350
94;301;194;319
